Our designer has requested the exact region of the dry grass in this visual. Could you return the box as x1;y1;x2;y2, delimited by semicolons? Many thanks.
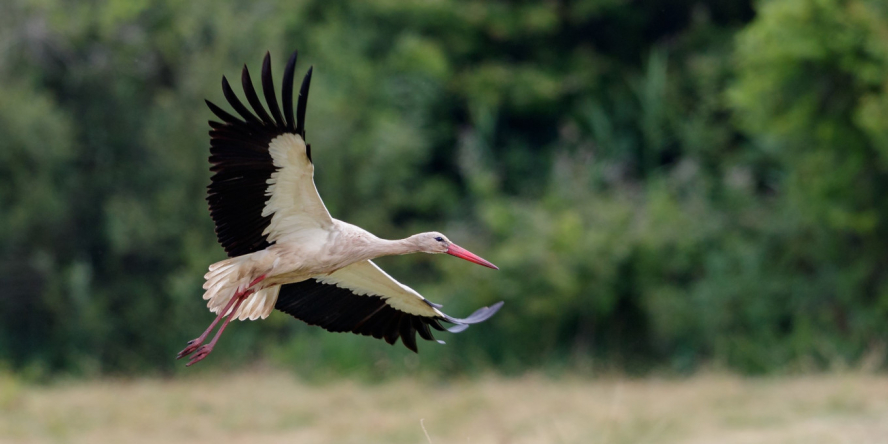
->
1;371;887;444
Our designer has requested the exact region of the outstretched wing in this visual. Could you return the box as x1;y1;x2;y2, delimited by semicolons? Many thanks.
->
207;51;331;258
274;260;504;352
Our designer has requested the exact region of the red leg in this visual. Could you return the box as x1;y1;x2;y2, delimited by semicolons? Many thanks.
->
249;274;267;288
185;290;251;367
177;292;243;360
177;274;268;364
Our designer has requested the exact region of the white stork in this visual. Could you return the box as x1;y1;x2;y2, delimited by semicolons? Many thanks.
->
177;51;503;366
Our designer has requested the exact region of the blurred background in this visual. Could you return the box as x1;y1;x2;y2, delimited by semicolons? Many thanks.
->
2;0;888;442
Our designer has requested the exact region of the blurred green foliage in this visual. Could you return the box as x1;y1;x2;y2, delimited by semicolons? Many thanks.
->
1;0;886;377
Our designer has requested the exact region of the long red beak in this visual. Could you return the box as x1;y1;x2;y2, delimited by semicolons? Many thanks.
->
446;244;499;270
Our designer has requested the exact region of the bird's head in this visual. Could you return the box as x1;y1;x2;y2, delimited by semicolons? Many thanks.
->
412;232;499;270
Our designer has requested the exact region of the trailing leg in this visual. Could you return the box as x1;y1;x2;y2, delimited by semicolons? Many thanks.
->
178;274;267;362
183;289;252;367
176;293;242;359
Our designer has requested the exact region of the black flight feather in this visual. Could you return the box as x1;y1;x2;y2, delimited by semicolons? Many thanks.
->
296;66;312;138
261;52;285;127
221;76;262;126
274;279;503;353
206;100;240;125
241;65;274;125
206;50;309;258
282;51;298;132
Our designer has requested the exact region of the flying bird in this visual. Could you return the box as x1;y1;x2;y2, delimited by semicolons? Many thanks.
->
178;51;503;366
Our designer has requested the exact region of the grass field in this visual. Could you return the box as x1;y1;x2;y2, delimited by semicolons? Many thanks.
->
1;370;887;444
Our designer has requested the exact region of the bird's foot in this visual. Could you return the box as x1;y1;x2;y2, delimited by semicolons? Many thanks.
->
176;339;203;360
185;344;214;367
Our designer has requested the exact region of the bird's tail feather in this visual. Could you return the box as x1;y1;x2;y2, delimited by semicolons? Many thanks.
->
231;285;280;321
202;253;279;321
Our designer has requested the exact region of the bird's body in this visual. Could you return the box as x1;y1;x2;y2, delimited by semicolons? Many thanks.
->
178;51;502;366
203;213;455;321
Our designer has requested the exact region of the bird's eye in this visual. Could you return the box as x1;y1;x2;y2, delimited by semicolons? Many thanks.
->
434;237;444;242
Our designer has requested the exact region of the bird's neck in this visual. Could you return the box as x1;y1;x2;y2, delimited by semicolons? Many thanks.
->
364;236;420;260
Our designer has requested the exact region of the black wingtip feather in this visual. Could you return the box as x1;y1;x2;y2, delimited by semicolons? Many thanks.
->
282;51;298;132
383;315;401;345
261;52;285;127
413;317;435;341
221;76;261;125
206;99;239;124
295;66;312;138
400;316;419;353
241;64;274;125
